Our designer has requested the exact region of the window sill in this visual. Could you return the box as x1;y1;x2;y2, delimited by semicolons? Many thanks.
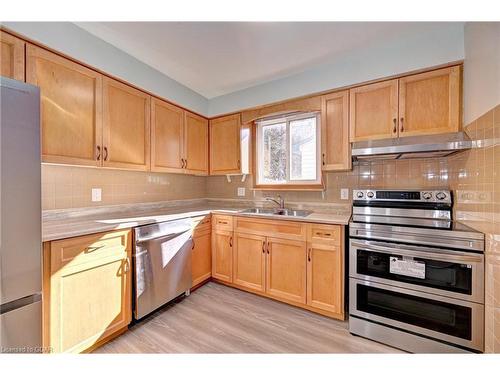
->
253;184;325;192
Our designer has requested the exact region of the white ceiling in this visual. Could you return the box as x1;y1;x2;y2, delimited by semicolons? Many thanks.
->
76;22;463;99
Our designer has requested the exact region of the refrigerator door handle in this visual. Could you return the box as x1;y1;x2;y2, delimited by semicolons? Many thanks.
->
0;293;42;315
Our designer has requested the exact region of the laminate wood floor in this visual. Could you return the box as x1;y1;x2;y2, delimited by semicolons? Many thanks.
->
95;282;401;353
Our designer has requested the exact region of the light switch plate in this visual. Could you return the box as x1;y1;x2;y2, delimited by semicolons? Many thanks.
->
91;188;102;202
340;188;349;200
237;187;246;197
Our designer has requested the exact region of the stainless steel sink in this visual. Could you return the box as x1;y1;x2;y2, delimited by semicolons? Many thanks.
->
240;208;312;218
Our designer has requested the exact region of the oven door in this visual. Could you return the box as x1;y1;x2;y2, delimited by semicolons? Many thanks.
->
349;278;484;351
349;239;484;303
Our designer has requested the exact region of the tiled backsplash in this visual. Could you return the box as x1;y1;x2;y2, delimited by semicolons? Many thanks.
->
41;165;207;210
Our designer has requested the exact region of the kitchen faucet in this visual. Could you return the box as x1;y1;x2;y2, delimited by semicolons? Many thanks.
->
265;195;285;209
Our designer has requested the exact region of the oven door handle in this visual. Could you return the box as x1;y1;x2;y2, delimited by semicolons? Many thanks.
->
350;239;484;264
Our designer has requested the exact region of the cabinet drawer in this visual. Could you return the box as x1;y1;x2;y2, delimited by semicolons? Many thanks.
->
212;214;234;231
50;230;130;269
235;217;306;241
307;224;341;245
192;215;211;232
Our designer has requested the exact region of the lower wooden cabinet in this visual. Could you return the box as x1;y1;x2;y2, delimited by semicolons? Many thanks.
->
211;229;233;283
233;232;266;292
43;230;132;353
192;228;212;287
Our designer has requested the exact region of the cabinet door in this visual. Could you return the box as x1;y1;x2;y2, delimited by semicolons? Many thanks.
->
306;243;343;315
102;77;150;170
47;230;132;353
0;31;25;81
151;98;185;173
209;113;241;175
211;229;233;283
26;45;102;166
398;66;461;137
233;232;266;292
321;91;351;171
192;229;211;287
350;79;398;141
266;238;306;304
184;111;208;175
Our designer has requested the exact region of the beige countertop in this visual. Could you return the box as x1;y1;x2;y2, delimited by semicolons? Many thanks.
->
42;199;351;242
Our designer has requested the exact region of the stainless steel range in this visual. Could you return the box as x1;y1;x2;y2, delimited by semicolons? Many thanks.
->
348;189;485;353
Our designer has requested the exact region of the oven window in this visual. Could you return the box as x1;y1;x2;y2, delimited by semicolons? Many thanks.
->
356;284;472;340
356;249;473;295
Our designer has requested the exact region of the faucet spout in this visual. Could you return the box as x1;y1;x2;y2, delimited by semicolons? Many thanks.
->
265;195;285;209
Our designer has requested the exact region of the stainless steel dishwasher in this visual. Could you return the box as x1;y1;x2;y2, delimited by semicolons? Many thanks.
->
133;219;193;320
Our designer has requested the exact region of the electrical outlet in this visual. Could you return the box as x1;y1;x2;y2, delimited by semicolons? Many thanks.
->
340;188;349;200
91;188;102;202
237;187;246;197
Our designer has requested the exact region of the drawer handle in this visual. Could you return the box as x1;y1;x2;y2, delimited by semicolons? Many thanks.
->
201;220;210;225
85;244;105;253
315;232;331;237
218;220;229;225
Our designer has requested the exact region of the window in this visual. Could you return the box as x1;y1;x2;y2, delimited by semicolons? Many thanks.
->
256;112;321;186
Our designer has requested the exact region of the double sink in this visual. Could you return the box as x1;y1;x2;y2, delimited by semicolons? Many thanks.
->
239;207;312;218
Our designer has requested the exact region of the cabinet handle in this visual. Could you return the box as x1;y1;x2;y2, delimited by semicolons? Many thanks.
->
218;220;228;225
96;145;101;161
185;158;188;169
393;118;397;133
104;146;108;161
322;153;326;166
192;240;195;250
181;158;184;168
237;159;241;169
229;236;233;247
400;117;404;132
266;242;270;254
124;257;130;273
308;248;312;262
315;231;331;237
262;241;266;254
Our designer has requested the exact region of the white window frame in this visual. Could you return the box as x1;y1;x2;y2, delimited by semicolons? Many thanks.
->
255;112;321;186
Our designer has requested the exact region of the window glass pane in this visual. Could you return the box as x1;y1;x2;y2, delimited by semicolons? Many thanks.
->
262;123;286;184
290;117;317;181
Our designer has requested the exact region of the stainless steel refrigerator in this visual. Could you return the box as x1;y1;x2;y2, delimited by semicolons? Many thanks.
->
0;77;42;352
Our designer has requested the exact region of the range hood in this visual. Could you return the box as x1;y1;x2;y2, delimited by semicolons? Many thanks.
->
351;132;473;161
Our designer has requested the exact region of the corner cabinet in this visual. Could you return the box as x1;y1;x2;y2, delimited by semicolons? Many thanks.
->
43;230;132;353
0;31;25;81
209;113;241;175
321;90;351;171
26;45;103;166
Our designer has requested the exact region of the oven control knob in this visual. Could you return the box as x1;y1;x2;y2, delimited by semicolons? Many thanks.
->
356;191;364;198
367;191;374;198
436;192;447;200
422;192;432;200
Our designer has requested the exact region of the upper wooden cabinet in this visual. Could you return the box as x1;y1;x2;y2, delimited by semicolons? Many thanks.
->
350;79;399;142
151;98;185;173
350;66;461;142
0;31;25;81
321;91;351;171
184;111;209;175
398;66;461;137
209;114;241;175
103;77;150;171
26;45;103;166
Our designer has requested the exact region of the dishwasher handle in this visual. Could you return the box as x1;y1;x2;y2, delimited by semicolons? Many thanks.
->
135;230;191;245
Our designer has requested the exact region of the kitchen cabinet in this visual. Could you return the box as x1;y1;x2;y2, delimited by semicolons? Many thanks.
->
192;216;212;287
184;111;209;175
209;113;241;175
233;232;266;292
43;229;132;353
26;44;103;166
350;79;399;142
321;90;351;171
103;77;150;171
211;229;233;283
350;66;461;142
151;98;185;173
398;66;461;137
0;31;25;81
266;237;307;304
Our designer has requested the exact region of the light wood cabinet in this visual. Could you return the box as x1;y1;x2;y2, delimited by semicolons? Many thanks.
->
233;232;266;292
0;31;25;81
43;230;132;353
398;66;461;137
184;111;208;175
151;98;185;173
211;229;233;283
103;77;150;170
266;237;307;304
26;44;103;166
350;79;399;142
209;113;241;175
192;227;212;287
321;90;351;171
